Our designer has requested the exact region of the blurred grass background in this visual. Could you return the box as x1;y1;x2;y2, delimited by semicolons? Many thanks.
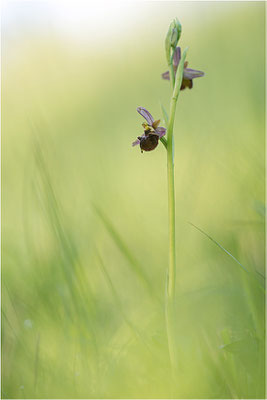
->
2;1;265;398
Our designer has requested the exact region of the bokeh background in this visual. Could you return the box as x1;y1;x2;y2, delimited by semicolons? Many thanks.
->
2;1;265;398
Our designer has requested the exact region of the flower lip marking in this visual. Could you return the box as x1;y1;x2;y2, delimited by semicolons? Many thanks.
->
132;107;167;152
162;46;204;90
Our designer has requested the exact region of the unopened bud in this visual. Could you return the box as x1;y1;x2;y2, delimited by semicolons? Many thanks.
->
171;18;182;48
165;18;182;64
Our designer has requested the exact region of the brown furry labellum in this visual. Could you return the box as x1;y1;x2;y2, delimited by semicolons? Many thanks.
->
132;107;166;153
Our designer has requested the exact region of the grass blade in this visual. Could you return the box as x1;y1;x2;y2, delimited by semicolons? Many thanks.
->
189;222;265;292
97;252;153;354
94;206;160;303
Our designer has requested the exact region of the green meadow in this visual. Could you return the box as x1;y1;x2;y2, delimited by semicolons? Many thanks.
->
2;2;265;398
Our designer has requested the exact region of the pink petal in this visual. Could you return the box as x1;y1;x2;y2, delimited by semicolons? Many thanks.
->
183;68;205;80
173;46;181;67
132;138;141;147
136;107;154;125
162;71;170;80
155;127;166;138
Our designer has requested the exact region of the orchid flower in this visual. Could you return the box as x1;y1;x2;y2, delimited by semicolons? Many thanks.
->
162;46;204;89
132;107;166;152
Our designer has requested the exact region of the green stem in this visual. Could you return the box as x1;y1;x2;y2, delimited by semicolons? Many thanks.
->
165;48;188;378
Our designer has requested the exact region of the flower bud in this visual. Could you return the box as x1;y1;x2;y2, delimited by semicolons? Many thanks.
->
171;18;182;48
165;18;182;64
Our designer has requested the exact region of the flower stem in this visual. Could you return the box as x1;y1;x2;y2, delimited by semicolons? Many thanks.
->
165;48;188;380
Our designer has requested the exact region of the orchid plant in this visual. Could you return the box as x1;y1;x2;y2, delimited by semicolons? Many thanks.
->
132;19;204;377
